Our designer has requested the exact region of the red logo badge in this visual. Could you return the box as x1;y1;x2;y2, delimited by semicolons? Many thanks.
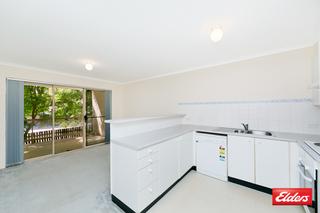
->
272;188;312;205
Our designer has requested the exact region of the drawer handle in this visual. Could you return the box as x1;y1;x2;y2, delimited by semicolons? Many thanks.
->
148;149;153;154
299;160;310;171
148;159;153;164
148;169;153;173
298;165;313;183
148;188;153;192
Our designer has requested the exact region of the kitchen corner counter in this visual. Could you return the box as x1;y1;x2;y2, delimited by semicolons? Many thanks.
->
111;124;320;152
111;125;195;150
105;114;185;124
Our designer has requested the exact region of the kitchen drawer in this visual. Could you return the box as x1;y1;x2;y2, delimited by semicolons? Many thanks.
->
137;146;159;159
138;181;159;211
138;164;158;190
138;153;158;170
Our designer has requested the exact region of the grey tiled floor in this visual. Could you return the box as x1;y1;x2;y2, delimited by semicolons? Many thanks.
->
0;144;122;213
149;171;305;213
0;144;305;213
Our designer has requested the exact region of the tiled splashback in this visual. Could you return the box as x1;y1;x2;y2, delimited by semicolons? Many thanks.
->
178;99;320;135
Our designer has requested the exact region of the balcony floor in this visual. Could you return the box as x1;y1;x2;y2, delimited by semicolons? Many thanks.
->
24;136;105;159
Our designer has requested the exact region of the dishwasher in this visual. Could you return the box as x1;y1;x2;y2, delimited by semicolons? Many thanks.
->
195;131;228;181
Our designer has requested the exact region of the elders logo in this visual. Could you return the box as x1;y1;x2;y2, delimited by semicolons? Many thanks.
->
272;188;312;205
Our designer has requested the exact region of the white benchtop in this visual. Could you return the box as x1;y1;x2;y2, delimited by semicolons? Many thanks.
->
111;125;195;150
111;124;320;154
105;114;185;124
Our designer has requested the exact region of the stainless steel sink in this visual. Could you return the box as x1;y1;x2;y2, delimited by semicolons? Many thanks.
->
234;129;246;134
247;130;272;136
234;129;272;136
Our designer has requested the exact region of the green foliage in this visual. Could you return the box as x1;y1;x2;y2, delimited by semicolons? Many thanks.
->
24;85;51;119
54;88;82;119
86;90;93;116
24;86;83;136
54;88;83;128
24;85;51;138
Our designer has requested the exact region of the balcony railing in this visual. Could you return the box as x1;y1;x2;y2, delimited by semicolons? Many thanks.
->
25;126;82;144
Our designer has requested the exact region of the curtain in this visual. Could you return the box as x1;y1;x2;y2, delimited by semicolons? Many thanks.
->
6;80;24;167
104;90;112;143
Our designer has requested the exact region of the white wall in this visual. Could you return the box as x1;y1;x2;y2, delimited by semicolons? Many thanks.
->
0;64;124;169
122;46;320;134
312;42;320;105
1;45;319;169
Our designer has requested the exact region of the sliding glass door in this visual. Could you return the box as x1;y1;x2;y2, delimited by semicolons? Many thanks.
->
53;87;84;154
24;84;53;160
22;83;110;160
85;90;106;146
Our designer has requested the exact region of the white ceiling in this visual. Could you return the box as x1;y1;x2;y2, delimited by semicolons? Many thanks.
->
0;0;319;83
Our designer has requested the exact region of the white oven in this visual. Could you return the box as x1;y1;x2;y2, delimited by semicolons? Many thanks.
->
299;146;318;213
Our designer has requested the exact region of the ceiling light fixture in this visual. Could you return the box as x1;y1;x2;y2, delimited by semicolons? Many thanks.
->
210;27;224;42
85;63;94;71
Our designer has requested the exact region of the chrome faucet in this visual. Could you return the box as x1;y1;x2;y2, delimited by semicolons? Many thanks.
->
241;123;249;131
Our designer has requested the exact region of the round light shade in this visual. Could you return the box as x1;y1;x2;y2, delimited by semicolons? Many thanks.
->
210;27;223;42
85;63;94;71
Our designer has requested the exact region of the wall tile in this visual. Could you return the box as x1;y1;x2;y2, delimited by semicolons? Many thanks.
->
178;99;320;134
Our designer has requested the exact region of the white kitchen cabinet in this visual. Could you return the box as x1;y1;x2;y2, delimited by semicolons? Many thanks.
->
228;135;255;183
158;138;179;194
111;132;194;212
111;143;162;212
289;143;300;188
178;132;194;177
255;138;290;188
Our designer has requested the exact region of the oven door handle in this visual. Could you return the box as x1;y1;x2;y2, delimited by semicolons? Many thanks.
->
298;166;313;183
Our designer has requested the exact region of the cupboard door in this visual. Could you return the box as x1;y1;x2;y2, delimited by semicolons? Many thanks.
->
158;139;179;194
179;132;194;177
255;138;290;188
228;135;255;183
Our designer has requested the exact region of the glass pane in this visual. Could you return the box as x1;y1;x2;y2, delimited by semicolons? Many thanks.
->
86;90;105;117
24;84;53;159
86;117;105;146
86;90;106;146
54;87;84;154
